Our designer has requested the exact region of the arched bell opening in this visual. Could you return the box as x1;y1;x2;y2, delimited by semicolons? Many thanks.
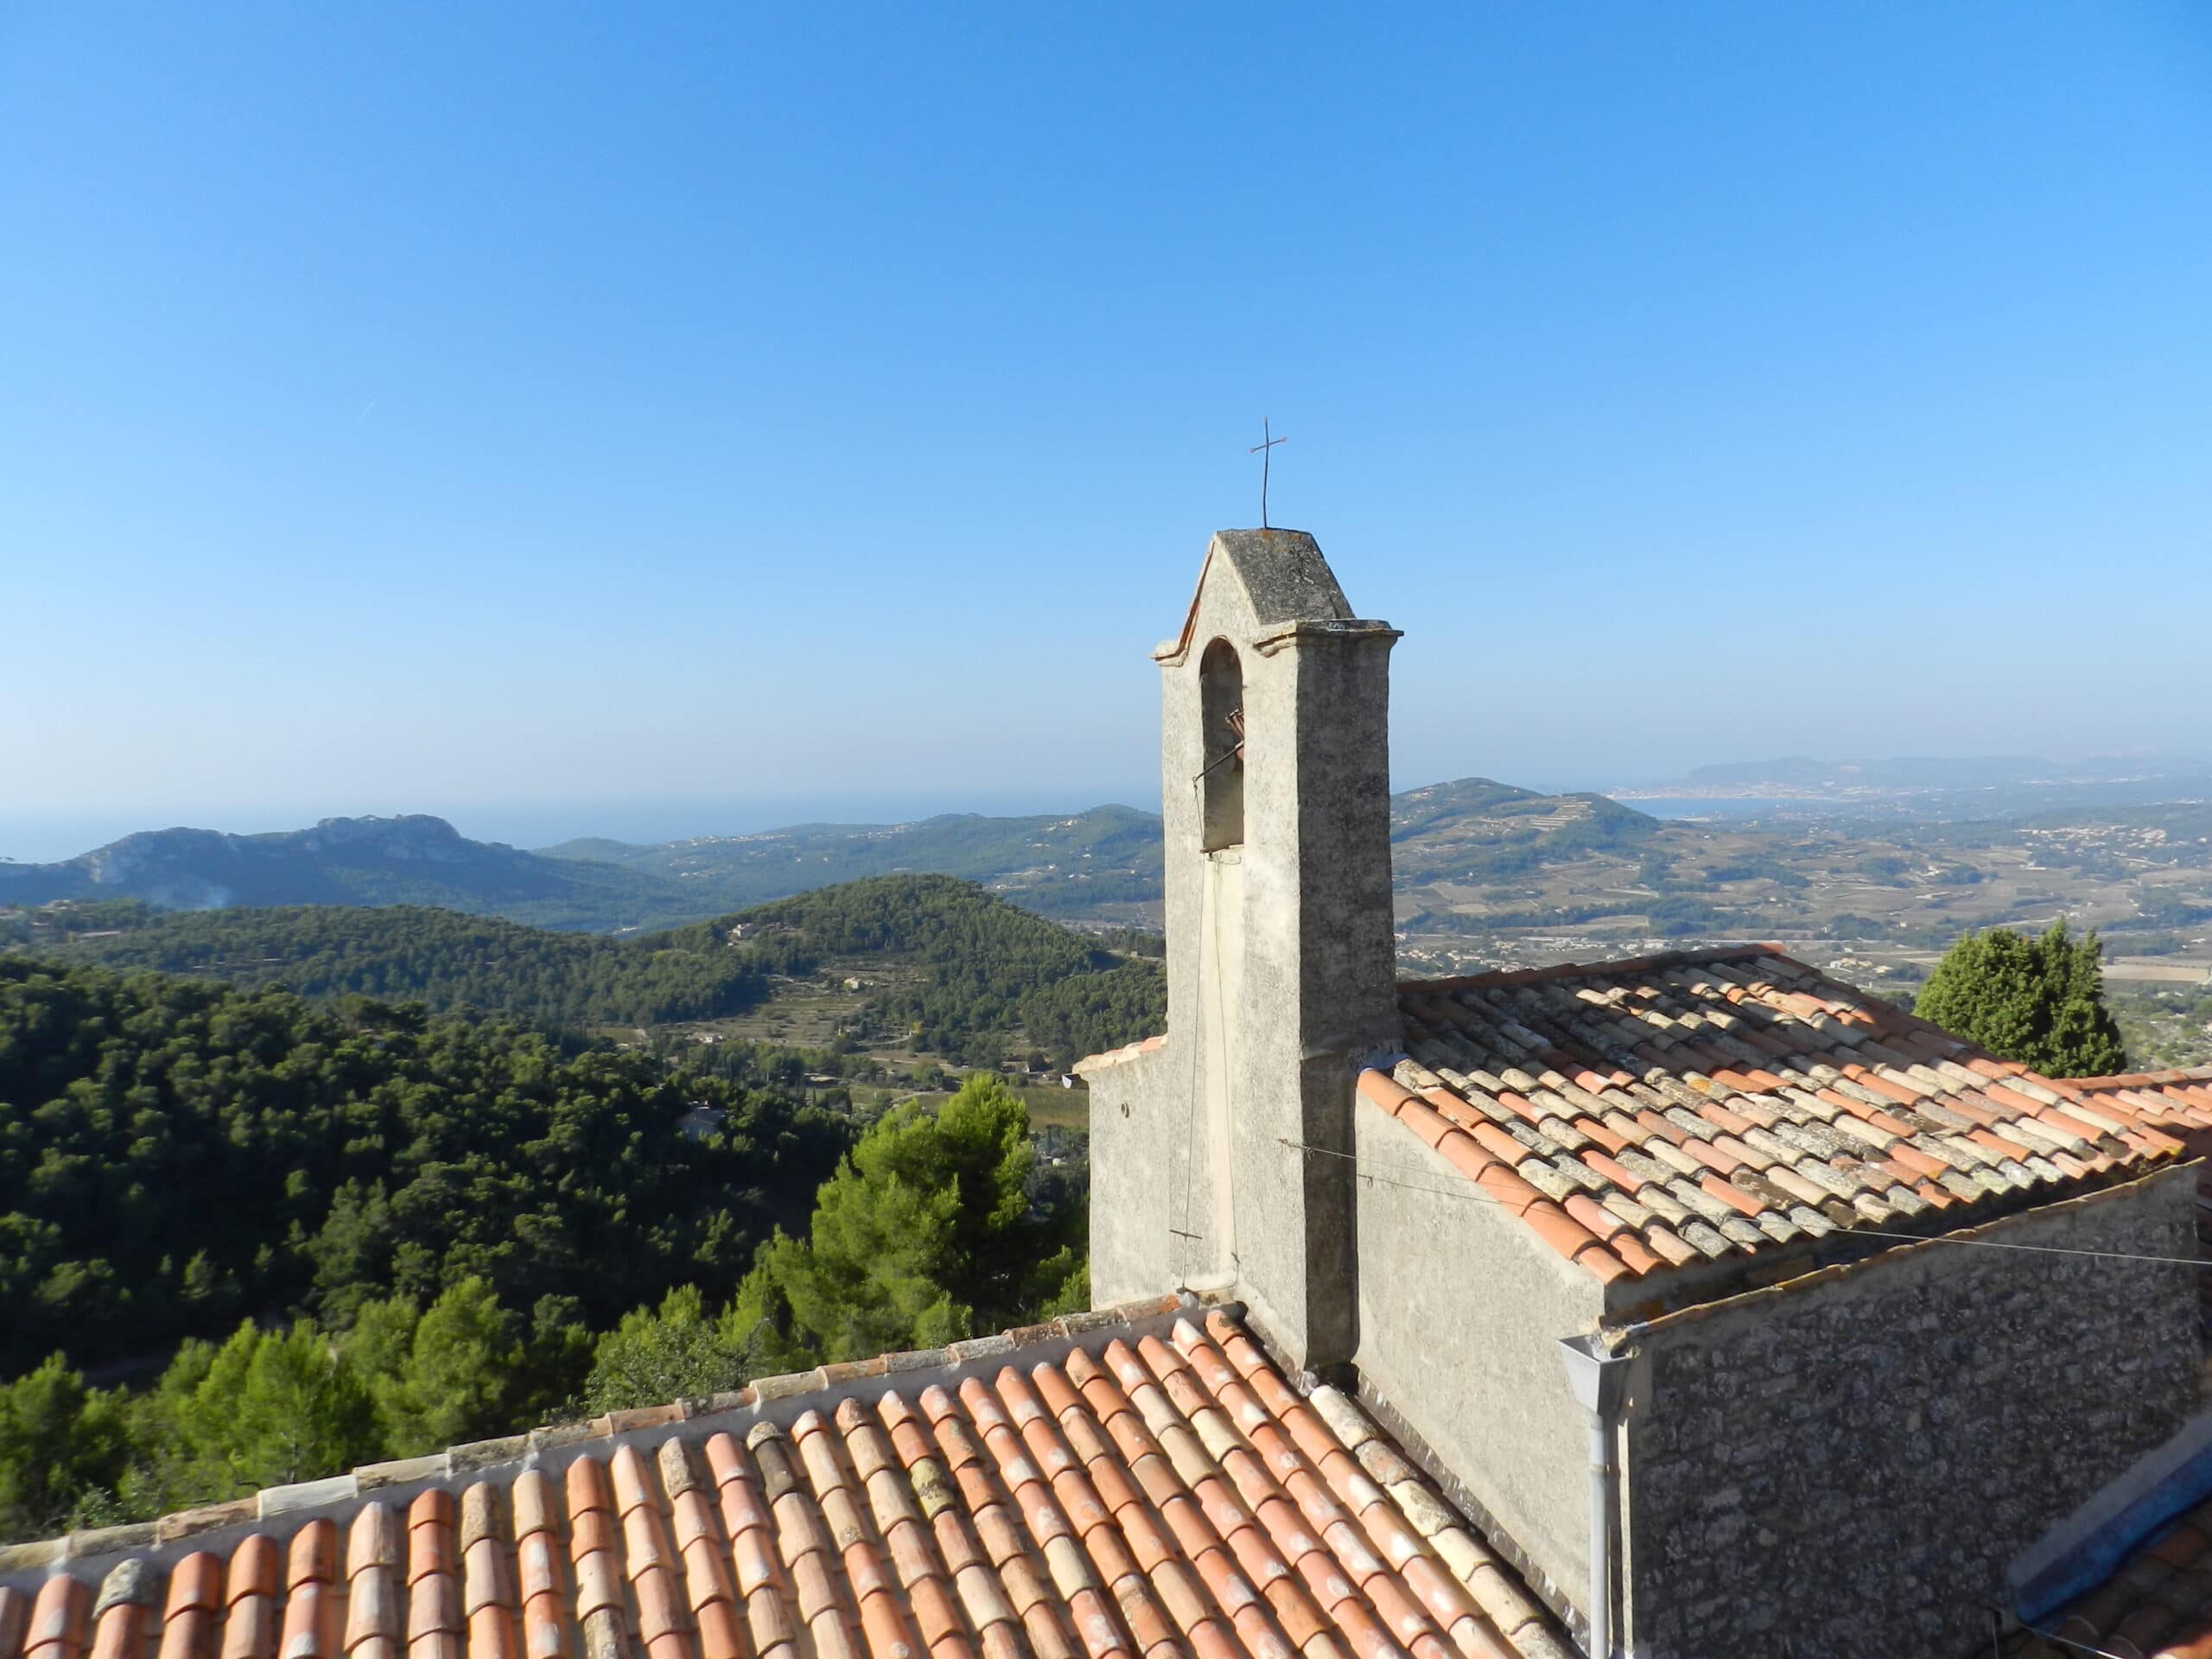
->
1199;639;1245;851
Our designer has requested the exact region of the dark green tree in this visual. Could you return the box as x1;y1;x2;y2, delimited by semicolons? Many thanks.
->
724;1074;1084;1369
124;1321;381;1511
0;1356;130;1541
582;1287;747;1412
1915;919;2127;1077
347;1279;528;1457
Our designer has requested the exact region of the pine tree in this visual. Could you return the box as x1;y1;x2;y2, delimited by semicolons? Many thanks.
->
582;1287;746;1413
0;1357;129;1541
348;1280;527;1457
1915;919;2127;1078
722;1074;1084;1370
140;1322;380;1503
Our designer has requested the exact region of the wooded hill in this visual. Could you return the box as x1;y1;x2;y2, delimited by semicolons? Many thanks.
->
16;875;1167;1069
0;816;693;931
0;957;853;1382
542;805;1166;924
0;808;1166;933
21;903;776;1029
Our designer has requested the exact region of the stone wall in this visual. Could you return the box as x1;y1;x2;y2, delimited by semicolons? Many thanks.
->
1352;1104;1609;1630
1620;1166;2202;1659
1083;1044;1190;1308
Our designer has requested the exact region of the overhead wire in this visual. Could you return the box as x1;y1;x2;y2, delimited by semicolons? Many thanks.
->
1998;1618;2139;1658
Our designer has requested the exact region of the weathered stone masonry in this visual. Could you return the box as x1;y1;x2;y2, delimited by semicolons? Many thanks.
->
1620;1166;2203;1659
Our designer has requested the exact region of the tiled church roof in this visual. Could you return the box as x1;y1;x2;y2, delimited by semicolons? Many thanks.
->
2071;1065;2212;1120
1365;947;2186;1293
2007;1490;2212;1659
0;1303;1572;1659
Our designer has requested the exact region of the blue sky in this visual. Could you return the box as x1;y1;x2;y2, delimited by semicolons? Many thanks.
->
3;3;2208;859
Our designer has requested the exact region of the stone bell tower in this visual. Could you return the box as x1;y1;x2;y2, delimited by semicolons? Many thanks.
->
1080;529;1402;1370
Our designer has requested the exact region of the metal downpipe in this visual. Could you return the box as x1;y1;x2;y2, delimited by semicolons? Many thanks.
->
1557;1334;1634;1659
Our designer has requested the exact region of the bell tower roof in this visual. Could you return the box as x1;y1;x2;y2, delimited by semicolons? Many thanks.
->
1154;527;1382;664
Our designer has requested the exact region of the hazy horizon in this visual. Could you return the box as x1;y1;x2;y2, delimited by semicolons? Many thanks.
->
7;741;2209;865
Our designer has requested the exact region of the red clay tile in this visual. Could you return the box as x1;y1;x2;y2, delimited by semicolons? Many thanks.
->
622;1504;676;1579
1680;1137;1742;1176
1700;1175;1765;1218
156;1607;216;1659
27;1581;87;1659
1463;1120;1531;1166
277;1580;335;1659
1356;1071;1416;1116
1885;1141;1949;1180
164;1556;223;1618
1967;1128;2037;1163
636;1567;688;1645
87;1605;144;1659
220;1591;276;1659
0;1306;1584;1659
1518;1202;1603;1264
228;1538;280;1605
566;1508;617;1564
466;1537;516;1617
1572;1116;1628;1154
564;1459;613;1522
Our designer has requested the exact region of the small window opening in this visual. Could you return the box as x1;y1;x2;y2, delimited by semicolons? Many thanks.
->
1199;639;1245;850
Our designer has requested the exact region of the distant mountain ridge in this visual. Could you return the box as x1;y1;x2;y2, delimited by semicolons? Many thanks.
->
540;804;1166;923
1638;753;2212;804
0;814;687;931
11;778;2209;996
4;784;1658;933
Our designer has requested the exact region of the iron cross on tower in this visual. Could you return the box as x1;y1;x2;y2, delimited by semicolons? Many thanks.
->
1249;417;1287;529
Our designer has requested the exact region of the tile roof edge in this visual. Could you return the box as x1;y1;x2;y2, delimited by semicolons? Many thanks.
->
2074;1064;2212;1090
1351;1372;1584;1655
1071;1031;1166;1074
1396;941;2104;1105
1354;1066;1664;1292
1605;1159;2198;1343
1356;1053;2140;1321
0;1287;1242;1590
1395;942;1794;993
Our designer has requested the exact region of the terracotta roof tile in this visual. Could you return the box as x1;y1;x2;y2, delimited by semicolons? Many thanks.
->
1374;949;2190;1296
1;1305;1571;1659
2010;1493;2212;1657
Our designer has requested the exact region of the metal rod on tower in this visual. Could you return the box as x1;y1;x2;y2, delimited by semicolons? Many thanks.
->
1249;417;1287;528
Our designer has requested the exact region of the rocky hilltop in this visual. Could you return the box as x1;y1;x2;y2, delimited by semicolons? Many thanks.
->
0;815;680;929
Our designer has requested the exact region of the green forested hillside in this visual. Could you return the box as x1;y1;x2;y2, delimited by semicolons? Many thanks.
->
0;958;851;1380
0;1071;1079;1541
0;816;697;931
1388;777;1661;878
659;875;1166;1065
541;805;1165;922
42;904;772;1027
28;874;1166;1067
